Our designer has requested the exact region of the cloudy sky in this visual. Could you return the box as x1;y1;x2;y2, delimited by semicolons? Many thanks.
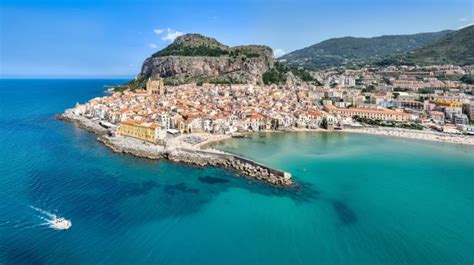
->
1;0;472;77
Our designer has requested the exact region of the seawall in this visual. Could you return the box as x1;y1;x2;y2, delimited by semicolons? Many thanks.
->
167;148;293;186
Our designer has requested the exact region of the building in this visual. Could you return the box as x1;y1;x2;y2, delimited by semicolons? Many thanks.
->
322;115;335;130
465;100;474;121
429;111;445;124
431;100;463;108
346;77;356;87
325;104;410;122
146;77;165;95
454;114;469;125
117;119;165;143
444;106;463;121
396;100;424;110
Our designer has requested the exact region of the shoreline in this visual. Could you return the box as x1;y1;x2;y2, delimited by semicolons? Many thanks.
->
205;127;474;146
57;110;294;187
338;127;474;146
56;109;474;186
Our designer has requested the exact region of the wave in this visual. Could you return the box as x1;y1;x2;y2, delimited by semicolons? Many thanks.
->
30;205;71;230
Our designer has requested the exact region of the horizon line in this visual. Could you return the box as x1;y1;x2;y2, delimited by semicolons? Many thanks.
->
0;75;135;79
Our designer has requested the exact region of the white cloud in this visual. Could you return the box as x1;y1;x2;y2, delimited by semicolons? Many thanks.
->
161;28;184;42
148;43;158;49
153;28;164;35
458;22;473;29
274;48;286;58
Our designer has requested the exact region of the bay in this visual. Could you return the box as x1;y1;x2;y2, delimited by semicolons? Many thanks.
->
0;79;473;264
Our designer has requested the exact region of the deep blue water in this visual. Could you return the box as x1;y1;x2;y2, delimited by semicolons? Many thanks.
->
0;79;473;265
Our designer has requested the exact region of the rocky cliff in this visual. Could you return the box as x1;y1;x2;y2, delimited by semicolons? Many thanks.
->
135;34;274;85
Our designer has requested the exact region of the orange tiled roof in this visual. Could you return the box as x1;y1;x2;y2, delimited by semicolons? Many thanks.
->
430;111;444;116
249;113;265;119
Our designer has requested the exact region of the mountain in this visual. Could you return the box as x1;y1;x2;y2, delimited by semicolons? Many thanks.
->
404;25;474;66
281;30;452;70
134;34;274;86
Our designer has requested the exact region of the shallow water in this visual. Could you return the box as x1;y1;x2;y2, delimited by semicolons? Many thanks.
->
1;79;473;264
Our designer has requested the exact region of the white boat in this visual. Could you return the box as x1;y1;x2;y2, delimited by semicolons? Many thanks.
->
30;206;72;230
50;217;72;230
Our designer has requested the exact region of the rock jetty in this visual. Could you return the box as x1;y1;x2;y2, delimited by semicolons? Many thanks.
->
166;148;293;186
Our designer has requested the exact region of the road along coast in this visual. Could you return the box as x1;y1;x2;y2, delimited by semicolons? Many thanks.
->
57;110;293;187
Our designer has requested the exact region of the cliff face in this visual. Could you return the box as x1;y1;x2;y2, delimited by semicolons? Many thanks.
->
136;34;274;85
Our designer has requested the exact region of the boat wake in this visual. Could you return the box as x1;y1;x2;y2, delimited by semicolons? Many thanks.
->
30;206;72;230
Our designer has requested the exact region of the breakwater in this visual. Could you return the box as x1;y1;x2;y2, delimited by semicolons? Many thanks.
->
168;148;293;186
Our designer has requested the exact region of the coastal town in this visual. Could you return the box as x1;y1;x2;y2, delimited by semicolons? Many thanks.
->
6;0;474;263
67;64;474;146
57;58;474;187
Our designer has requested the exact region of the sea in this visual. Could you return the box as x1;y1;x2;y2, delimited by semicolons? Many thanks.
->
0;79;473;265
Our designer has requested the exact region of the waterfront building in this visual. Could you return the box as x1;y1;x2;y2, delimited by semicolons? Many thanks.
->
325;104;410;122
444;106;463;121
429;111;445;124
322;115;335;130
117;119;164;143
454;114;469;125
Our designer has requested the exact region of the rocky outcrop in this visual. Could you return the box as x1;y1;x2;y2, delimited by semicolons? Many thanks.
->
98;136;166;159
136;34;274;84
56;111;108;135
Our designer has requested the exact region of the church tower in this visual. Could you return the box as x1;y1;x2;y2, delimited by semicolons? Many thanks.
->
146;77;165;95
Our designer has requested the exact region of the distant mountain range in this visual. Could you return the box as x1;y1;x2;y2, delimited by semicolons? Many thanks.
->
129;27;473;88
281;26;474;69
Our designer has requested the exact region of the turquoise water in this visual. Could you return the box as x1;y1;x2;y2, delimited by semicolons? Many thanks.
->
0;79;473;264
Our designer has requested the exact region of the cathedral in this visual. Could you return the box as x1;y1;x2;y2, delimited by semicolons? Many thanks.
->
146;77;165;95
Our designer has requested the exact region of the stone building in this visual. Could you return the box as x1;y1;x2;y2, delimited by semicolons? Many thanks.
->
146;77;165;95
117;119;165;143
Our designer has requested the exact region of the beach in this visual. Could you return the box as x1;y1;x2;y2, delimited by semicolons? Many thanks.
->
341;127;474;145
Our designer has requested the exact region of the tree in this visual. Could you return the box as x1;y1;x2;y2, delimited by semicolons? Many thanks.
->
460;74;474;85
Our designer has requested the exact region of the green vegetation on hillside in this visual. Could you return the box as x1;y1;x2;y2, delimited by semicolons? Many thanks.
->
460;74;474;84
262;62;315;85
153;43;230;57
404;25;474;66
281;30;452;69
123;77;147;90
152;43;261;58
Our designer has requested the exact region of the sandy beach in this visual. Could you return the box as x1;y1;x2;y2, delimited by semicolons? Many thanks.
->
227;126;474;146
341;127;474;145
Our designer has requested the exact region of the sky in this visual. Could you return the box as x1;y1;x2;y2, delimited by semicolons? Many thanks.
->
1;0;473;77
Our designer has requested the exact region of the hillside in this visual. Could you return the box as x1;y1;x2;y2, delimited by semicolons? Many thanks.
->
133;34;274;86
404;25;474;66
281;30;452;69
